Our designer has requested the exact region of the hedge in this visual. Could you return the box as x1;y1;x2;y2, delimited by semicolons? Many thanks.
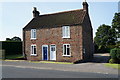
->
0;41;22;55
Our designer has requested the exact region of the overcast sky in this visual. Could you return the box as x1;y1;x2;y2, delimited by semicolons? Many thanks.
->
0;0;119;41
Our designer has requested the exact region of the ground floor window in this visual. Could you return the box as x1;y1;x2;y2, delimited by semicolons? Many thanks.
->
31;44;37;56
63;44;71;56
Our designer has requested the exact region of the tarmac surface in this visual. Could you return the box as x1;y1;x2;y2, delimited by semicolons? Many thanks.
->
1;53;119;78
1;53;118;74
2;65;118;78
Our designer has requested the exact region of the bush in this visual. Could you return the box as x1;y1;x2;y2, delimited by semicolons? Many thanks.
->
94;44;111;53
110;48;120;63
109;59;117;64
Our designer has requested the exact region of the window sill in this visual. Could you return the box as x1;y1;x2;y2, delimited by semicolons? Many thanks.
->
62;55;71;57
62;37;70;39
31;38;36;40
30;54;37;56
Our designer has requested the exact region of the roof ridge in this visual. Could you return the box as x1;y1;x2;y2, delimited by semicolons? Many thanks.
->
40;9;84;16
24;8;87;29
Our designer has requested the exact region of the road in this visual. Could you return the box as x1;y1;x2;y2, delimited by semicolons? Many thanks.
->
2;65;118;78
2;60;118;74
1;53;119;78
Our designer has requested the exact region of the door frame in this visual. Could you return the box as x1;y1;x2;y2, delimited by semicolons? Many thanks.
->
50;44;56;60
42;45;48;60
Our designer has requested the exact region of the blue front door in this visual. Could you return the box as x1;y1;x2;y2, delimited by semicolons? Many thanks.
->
42;45;48;60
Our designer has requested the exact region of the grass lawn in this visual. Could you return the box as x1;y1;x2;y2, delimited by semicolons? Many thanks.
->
5;54;23;60
104;63;120;69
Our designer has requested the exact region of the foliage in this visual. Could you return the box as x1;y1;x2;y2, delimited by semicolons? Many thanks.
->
112;13;120;40
6;38;11;41
116;41;120;48
1;41;22;55
6;36;21;41
109;59;116;64
112;12;120;48
11;36;21;41
110;48;120;63
94;24;116;53
94;12;120;53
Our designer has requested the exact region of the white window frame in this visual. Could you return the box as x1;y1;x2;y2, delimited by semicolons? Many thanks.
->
62;44;71;56
31;29;36;39
31;44;37;56
62;26;70;38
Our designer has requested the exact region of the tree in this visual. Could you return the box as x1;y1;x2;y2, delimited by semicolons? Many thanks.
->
112;13;120;42
107;28;116;45
94;24;116;52
11;36;21;41
6;38;11;41
112;12;120;48
94;12;120;53
6;36;21;41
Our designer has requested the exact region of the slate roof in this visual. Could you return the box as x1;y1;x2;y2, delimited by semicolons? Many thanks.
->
24;9;86;29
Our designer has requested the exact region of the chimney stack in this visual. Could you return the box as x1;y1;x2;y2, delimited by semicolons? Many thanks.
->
33;7;40;18
82;0;89;13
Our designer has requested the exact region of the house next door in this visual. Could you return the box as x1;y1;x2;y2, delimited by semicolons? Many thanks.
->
50;45;56;60
42;45;48;60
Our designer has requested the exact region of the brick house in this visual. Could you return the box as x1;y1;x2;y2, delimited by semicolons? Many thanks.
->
23;1;94;63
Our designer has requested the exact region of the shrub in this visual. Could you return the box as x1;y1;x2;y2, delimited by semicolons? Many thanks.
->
110;48;120;63
109;59;117;64
110;48;117;59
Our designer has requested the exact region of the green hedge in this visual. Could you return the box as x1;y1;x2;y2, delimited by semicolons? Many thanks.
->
109;48;120;63
1;41;22;55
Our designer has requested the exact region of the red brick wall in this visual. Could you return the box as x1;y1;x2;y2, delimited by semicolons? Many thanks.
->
24;25;83;62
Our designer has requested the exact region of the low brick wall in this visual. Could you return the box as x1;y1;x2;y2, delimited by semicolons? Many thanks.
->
0;50;5;60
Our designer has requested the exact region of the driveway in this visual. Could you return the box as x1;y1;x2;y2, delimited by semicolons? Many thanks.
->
92;53;110;63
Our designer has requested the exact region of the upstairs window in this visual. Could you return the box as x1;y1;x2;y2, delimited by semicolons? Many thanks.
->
63;44;71;56
31;44;37;56
62;26;70;38
31;29;36;39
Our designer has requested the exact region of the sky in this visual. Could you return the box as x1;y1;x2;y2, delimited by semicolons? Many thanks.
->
0;0;119;41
